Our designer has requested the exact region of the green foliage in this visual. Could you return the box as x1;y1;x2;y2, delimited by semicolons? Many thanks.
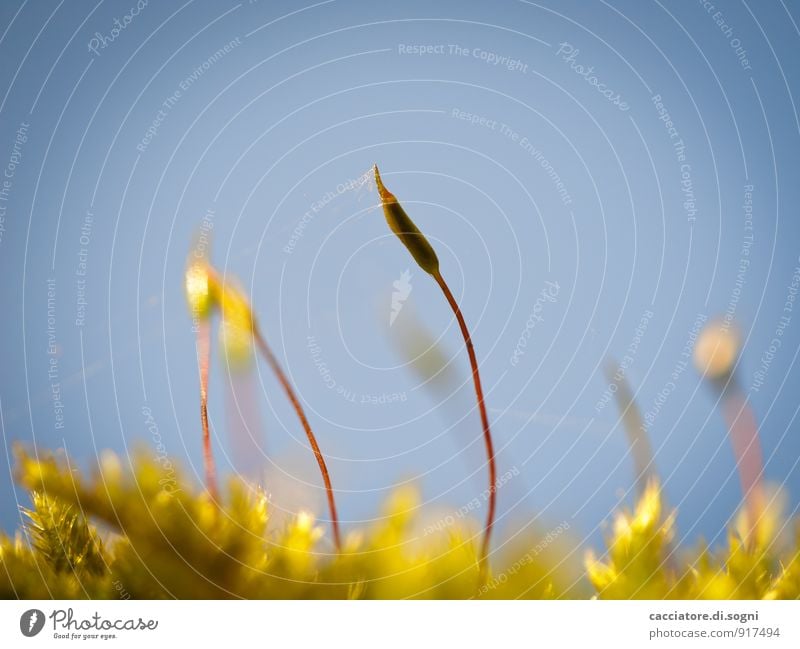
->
1;489;111;599
3;447;799;599
765;525;800;599
586;480;679;598
586;480;800;599
22;491;107;578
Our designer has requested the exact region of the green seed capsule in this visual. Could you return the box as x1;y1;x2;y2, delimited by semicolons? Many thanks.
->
374;165;440;276
217;279;256;369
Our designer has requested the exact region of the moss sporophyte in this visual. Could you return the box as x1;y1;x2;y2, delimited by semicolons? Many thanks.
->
373;165;497;569
184;251;341;551
694;322;765;547
184;255;221;501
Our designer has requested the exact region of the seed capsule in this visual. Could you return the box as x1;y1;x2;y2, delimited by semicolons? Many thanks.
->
218;280;256;368
374;165;440;276
185;259;220;320
693;322;740;380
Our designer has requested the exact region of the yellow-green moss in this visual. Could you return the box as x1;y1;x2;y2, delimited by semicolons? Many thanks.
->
3;448;799;599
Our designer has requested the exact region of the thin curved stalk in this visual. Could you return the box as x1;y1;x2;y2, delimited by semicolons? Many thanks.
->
372;165;497;569
253;327;342;551
196;319;219;500
433;271;496;567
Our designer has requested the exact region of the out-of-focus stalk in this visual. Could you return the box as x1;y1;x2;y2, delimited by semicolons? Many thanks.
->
252;328;341;552
720;386;765;540
217;279;341;551
605;361;656;496
694;322;764;544
185;258;221;500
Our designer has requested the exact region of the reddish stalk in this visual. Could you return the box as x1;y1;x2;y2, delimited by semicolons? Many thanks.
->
433;271;497;567
372;165;497;568
694;323;766;544
196;318;219;500
253;327;342;551
721;385;765;542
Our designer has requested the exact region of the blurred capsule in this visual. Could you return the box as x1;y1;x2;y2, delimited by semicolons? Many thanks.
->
218;279;255;368
184;259;220;320
693;321;740;379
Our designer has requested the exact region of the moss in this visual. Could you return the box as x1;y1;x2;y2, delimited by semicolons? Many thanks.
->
3;447;798;600
585;480;800;600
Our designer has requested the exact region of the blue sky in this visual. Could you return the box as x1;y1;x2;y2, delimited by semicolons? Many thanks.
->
1;0;799;555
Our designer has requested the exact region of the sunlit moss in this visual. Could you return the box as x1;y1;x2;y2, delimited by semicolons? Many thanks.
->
586;480;678;599
585;480;800;600
4;447;799;599
22;492;107;578
765;524;800;599
686;486;790;599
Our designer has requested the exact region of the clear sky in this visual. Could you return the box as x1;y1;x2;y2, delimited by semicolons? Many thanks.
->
1;0;799;555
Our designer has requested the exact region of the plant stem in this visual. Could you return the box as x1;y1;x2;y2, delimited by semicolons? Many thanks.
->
606;362;656;497
433;271;496;567
722;385;765;543
197;319;219;500
253;327;342;551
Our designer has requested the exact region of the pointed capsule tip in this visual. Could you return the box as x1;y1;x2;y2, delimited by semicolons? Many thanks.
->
373;164;393;202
